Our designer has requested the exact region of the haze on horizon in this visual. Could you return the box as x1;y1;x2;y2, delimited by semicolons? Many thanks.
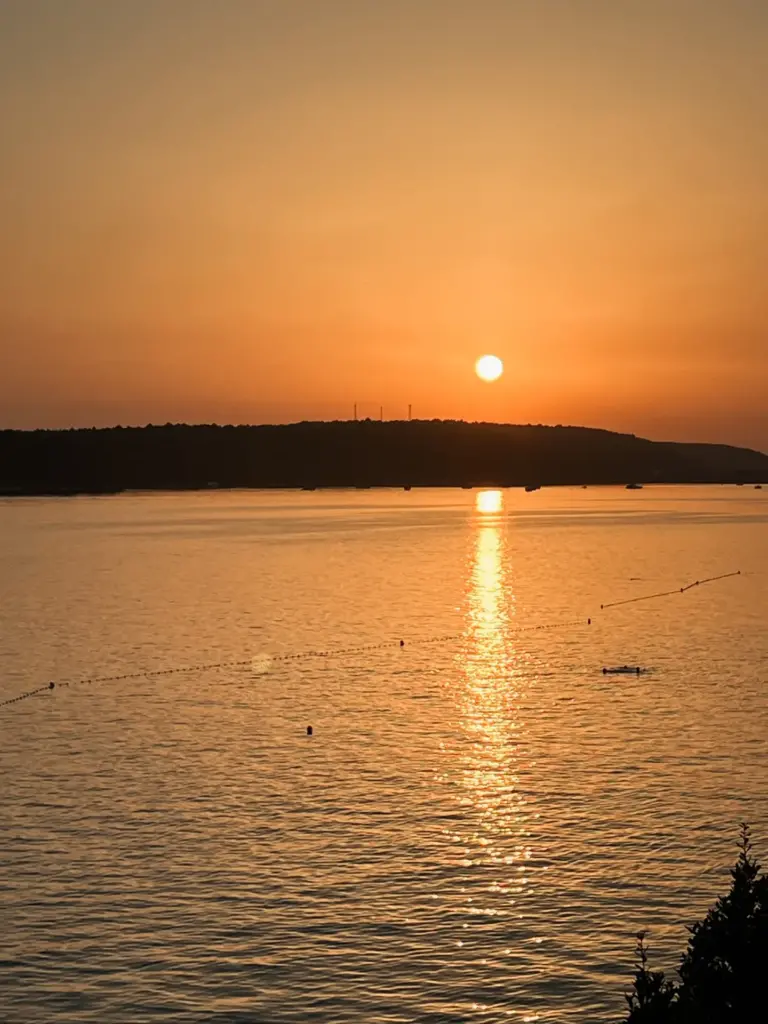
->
1;1;767;451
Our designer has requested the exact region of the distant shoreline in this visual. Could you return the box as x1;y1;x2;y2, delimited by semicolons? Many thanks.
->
1;481;766;499
1;420;767;494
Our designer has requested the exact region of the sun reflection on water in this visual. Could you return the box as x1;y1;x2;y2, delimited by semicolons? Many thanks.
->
464;490;529;857
475;488;503;516
444;489;533;931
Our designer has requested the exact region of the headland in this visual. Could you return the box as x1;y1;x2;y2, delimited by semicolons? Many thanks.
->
1;420;767;495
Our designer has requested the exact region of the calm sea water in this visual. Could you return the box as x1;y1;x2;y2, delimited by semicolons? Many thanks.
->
2;486;767;1023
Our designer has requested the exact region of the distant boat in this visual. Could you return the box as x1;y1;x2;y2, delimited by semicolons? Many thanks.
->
403;485;412;491
626;482;643;490
301;486;317;491
756;485;763;489
525;484;541;492
603;665;646;675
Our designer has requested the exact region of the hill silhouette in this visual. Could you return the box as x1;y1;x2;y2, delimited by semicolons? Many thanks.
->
1;420;767;495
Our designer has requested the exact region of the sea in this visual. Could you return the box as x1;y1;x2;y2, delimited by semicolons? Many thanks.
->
1;486;767;1023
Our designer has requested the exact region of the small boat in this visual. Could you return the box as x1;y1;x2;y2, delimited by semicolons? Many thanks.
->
756;485;763;490
626;483;643;490
602;665;646;675
525;484;541;492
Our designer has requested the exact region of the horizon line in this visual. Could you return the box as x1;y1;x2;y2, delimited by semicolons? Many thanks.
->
2;418;766;455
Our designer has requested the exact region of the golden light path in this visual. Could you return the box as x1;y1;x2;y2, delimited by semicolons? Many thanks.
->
462;490;529;860
442;488;535;967
475;488;503;515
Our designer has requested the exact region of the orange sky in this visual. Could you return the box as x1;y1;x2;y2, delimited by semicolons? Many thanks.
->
1;1;767;449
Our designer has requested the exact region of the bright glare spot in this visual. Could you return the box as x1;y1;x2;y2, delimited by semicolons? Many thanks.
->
476;489;503;514
475;353;504;381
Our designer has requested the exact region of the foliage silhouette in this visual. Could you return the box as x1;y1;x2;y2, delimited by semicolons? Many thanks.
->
1;421;767;494
625;825;768;1022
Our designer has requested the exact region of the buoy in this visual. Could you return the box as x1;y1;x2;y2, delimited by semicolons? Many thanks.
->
587;618;591;625
399;640;405;648
307;725;313;736
49;681;55;690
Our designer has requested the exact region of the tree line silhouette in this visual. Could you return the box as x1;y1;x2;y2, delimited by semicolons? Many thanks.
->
1;420;766;495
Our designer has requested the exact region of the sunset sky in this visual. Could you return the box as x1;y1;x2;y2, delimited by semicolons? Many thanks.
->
1;1;767;449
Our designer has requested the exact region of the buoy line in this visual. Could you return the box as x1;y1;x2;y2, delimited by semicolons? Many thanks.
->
0;569;742;711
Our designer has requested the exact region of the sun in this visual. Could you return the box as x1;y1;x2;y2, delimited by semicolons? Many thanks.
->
475;354;504;382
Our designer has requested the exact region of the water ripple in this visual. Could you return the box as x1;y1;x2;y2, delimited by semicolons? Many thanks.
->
2;487;767;1022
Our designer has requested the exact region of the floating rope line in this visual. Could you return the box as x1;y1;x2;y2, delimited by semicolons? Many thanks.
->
0;622;593;708
599;570;741;610
0;682;55;709
1;569;742;711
